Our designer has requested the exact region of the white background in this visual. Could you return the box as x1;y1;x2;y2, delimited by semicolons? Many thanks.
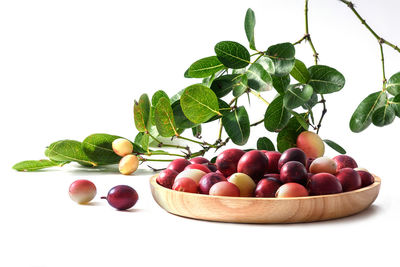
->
1;0;400;266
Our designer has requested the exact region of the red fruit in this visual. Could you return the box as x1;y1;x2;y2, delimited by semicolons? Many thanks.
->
102;185;138;210
190;157;209;164
216;148;245;177
278;148;307;171
308;173;342;195
264;151;281;173
209;181;240;197
280;161;308;185
357;170;375;187
198;173;227;194
156;169;178;189
336;168;362;192
276;183;309;198
255;178;282;197
172;177;198;193
237;150;269;182
184;163;211;173
332;155;358;171
167;158;191;173
69;179;97;204
206;163;218;172
306;157;315;172
263;173;281;182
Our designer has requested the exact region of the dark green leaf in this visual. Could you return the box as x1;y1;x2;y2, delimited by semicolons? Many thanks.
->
192;125;202;138
154;97;178;137
264;95;291;132
308;65;345;94
290;59;310;84
134;94;151;132
323;139;346;154
272;74;290;95
210;74;241;98
266;42;295;76
184;68;191;78
246;63;273;91
244;8;256;50
170;89;185;104
387;72;400;96
214;41;250;69
283;84;313;109
47;140;97;166
207;99;230;123
372;105;395;127
277;116;308;152
210;155;217;163
256;137;275;151
187;56;225;78
172;100;197;129
13;159;67;172
390;94;400;117
180;84;221;123
222;106;250;145
233;75;248;97
82;134;124;165
302;93;318;109
290;111;309;130
350;91;387;132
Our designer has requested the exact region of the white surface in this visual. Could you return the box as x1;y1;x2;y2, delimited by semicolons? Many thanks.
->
1;0;400;266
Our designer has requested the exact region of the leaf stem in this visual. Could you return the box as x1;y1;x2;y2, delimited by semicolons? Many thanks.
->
249;89;270;105
139;157;174;162
217;118;223;141
304;0;319;65
379;42;387;89
316;95;327;134
250;118;264;127
147;131;187;150
176;135;217;148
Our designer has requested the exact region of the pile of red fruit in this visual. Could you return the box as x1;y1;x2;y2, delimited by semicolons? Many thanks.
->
156;148;375;198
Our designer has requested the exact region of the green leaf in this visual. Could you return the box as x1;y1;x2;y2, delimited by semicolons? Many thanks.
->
134;94;151;132
308;65;345;94
290;59;310;84
302;92;318;109
192;125;202;138
46;140;96;166
170;89;185;104
257;137;275;151
283;84;313;109
387;72;400;96
210;74;241;98
244;8;256;50
172;100;197;129
214;41;250;69
323;139;346;154
180;84;221;123
232;75;248;97
186;56;225;78
266;42;295;76
207;99;231;123
202;73;216;87
277;116;308;152
12;159;67;172
390;94;400;117
232;68;247;74
82;134;125;165
350;91;387;132
246;63;273;91
372;104;395;127
184;68;191;78
257;56;275;74
272;74;290;95
154;97;178;137
152;90;169;106
264;95;291;132
222;106;250;145
290;111;309;130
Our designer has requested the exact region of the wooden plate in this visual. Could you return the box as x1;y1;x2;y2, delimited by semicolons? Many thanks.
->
149;175;381;223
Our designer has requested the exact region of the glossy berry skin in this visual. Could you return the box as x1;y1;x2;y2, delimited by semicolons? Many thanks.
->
189;157;209;164
280;161;308;185
263;151;281;174
112;138;133;157
184;163;211;173
175;169;206;185
167;158;191;173
255;178;282;198
332;155;358;172
198;172;227;194
357;170;375;187
209;181;240;197
276;183;309;198
206;163;218;172
172;178;198;193
228;173;256;197
308;173;343;195
156;169;178;189
278;148;307;171
237;150;269;182
306;157;315;172
336;168;362;192
296;131;325;158
69;179;97;204
103;185;138;210
216;148;245;178
309;157;337;174
263;173;281;182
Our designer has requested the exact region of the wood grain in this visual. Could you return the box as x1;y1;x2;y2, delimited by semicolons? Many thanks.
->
150;175;381;223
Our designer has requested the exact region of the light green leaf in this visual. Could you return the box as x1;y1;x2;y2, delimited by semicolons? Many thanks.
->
82;134;124;165
387;72;400;96
187;56;225;78
323;139;346;154
290;59;310;84
264;95;291;132
246;63;273;91
134;94;151;132
283;84;313;109
222;106;250;145
256;137;275;151
154;97;178;137
172;100;198;129
215;41;251;69
308;65;345;94
244;8;256;50
12;159;68;172
233;75;248;97
46;140;96;167
257;56;275;74
266;42;295;76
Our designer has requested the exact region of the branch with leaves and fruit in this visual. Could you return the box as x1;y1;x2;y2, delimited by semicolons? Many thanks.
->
13;1;400;172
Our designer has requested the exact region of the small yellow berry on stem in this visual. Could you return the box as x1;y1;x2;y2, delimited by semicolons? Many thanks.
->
119;154;139;175
112;138;134;157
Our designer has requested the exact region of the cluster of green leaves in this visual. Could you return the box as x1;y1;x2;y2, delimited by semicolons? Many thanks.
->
350;72;400;132
12;133;144;171
132;8;347;154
